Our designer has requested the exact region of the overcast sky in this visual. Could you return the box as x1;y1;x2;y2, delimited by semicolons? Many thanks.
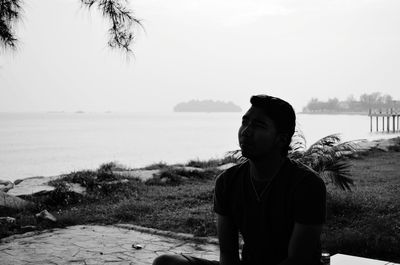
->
1;0;400;112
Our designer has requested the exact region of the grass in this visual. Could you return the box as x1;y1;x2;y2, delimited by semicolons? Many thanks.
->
323;151;400;262
1;151;400;262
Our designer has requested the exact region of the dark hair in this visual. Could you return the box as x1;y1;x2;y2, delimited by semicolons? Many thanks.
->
250;95;296;153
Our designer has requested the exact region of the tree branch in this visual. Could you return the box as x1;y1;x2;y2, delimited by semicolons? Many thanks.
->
0;0;142;53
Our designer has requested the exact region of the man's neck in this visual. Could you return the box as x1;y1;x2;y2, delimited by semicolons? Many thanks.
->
249;155;286;181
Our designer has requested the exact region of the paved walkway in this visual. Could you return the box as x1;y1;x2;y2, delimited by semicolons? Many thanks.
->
0;225;219;265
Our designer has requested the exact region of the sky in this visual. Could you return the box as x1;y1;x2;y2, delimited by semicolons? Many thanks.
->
1;0;400;112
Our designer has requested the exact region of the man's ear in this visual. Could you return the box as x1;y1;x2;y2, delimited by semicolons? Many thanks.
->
277;133;290;147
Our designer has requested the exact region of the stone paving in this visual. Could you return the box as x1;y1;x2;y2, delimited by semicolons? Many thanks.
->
0;225;219;265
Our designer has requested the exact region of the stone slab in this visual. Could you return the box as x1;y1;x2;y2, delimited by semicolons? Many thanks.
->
0;225;219;265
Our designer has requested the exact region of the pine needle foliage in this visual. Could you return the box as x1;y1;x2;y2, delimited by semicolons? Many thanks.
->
0;0;22;50
81;0;142;53
0;0;142;52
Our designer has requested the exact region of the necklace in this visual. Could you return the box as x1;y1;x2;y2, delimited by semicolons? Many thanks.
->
250;176;272;202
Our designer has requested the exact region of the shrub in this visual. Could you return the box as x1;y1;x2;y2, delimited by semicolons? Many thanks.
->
145;168;218;186
143;162;169;170
186;155;238;168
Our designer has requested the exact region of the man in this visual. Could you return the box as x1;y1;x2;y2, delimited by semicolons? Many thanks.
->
153;95;326;265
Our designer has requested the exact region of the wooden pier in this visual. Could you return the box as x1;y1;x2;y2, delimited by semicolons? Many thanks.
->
369;109;400;132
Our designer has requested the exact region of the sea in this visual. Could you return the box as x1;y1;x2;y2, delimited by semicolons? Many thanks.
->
1;112;399;182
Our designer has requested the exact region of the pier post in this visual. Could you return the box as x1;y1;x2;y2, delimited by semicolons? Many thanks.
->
398;116;399;132
370;115;373;132
369;108;400;133
387;116;390;132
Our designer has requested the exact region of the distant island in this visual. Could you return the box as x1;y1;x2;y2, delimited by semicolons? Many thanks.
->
302;92;400;114
174;100;242;113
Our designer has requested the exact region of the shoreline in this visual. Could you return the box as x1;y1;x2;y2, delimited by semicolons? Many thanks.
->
1;139;400;262
1;136;399;190
353;136;400;151
299;111;368;115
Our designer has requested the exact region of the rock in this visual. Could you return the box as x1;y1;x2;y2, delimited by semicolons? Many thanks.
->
0;217;16;225
35;210;57;223
216;163;236;171
7;176;86;197
7;176;55;197
0;191;34;210
13;179;25;185
160;177;168;184
0;180;14;192
103;179;129;185
174;166;205;172
67;183;86;195
115;169;160;181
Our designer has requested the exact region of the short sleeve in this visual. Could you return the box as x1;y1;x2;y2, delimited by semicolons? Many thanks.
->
213;171;231;216
293;174;326;225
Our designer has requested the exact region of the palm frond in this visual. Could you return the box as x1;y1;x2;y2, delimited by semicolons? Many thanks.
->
318;159;354;191
289;133;359;191
225;149;247;164
303;134;341;157
289;129;307;153
331;139;364;158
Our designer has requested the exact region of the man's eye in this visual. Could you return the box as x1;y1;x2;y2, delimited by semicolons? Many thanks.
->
254;123;268;128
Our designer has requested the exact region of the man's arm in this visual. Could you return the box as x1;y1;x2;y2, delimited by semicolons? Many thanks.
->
279;223;323;265
217;213;241;265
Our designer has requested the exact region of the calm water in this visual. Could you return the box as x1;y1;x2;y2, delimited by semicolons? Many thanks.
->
0;112;398;181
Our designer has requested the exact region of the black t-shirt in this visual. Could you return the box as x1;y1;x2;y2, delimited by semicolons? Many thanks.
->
213;158;326;265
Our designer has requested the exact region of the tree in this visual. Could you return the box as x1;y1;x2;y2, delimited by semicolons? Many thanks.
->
382;94;393;107
0;0;142;52
359;92;382;109
303;98;323;112
326;98;339;111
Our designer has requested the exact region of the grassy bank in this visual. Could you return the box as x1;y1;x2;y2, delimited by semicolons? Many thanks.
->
1;151;399;262
323;151;400;262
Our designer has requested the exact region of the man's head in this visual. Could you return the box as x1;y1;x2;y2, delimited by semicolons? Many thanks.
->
238;95;296;160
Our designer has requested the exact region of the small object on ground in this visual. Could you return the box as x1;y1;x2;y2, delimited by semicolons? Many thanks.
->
0;217;16;225
321;252;330;265
19;225;37;233
132;244;143;249
35;210;57;223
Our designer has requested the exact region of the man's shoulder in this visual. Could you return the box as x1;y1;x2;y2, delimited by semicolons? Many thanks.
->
215;160;248;183
287;158;317;176
286;158;325;187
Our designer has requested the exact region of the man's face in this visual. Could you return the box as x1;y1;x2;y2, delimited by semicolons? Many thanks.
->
238;106;282;160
